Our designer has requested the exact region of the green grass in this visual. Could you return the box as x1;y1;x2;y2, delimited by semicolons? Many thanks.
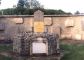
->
0;55;12;60
0;44;12;52
60;44;84;60
0;44;12;60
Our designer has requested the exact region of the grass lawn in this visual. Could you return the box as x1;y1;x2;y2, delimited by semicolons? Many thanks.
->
0;44;12;60
60;43;84;60
0;44;12;52
0;55;12;60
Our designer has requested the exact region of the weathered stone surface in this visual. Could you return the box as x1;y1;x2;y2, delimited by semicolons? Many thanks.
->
34;10;44;33
0;23;5;30
0;15;84;40
12;18;23;24
44;17;52;26
34;22;44;32
65;18;74;27
13;34;21;53
34;10;44;21
24;17;33;27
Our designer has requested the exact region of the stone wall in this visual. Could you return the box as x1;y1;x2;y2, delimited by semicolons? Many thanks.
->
0;15;84;40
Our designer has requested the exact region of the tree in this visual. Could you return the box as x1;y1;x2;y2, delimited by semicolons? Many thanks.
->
0;0;1;5
75;11;80;15
16;0;43;14
28;0;41;9
17;0;25;8
17;0;42;9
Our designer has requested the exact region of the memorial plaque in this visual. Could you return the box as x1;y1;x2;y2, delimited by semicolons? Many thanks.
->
34;22;44;32
32;42;47;54
34;10;44;32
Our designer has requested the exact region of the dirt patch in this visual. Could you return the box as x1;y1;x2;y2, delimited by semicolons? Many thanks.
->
60;39;84;44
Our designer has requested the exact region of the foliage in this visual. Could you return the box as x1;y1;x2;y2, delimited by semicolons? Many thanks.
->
0;8;72;15
44;9;69;15
0;0;72;15
17;0;25;8
17;0;41;9
75;11;80;14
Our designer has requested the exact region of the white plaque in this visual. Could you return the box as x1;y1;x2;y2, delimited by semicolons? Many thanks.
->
32;43;46;54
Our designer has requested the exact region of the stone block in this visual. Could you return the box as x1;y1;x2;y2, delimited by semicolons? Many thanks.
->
13;18;23;24
44;17;52;26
